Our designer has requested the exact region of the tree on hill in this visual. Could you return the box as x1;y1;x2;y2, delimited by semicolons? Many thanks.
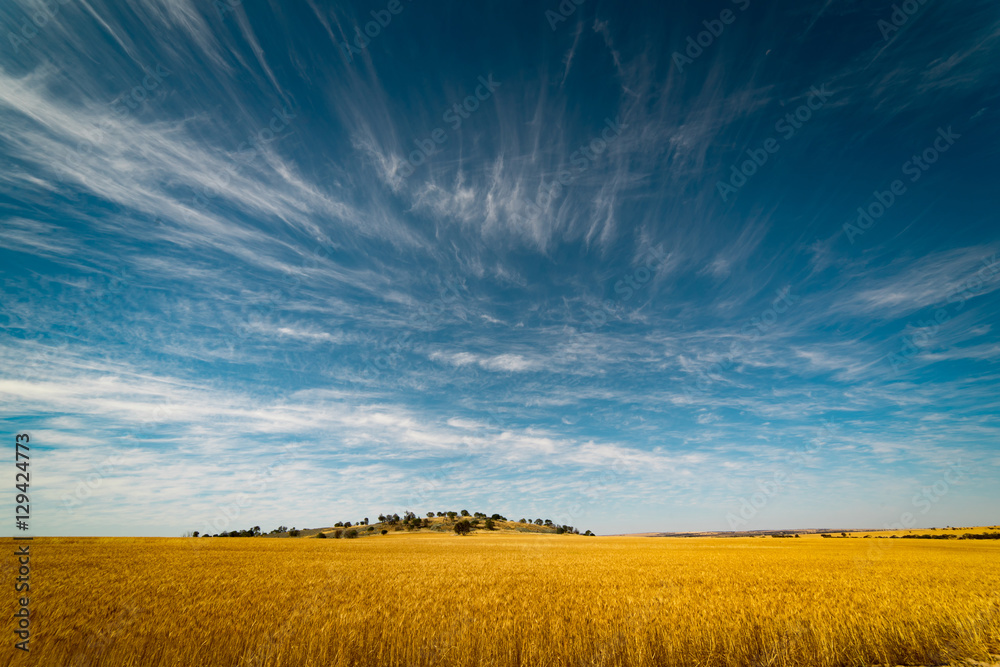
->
454;520;472;535
485;519;496;531
427;512;435;518
378;514;386;522
534;519;543;525
460;509;470;516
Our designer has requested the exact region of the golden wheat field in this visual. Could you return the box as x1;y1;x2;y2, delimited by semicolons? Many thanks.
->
4;533;999;667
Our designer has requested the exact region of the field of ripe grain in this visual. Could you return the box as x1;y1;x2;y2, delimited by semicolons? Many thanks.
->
5;534;999;667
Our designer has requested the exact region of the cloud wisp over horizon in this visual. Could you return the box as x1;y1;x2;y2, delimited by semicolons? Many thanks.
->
1;0;998;536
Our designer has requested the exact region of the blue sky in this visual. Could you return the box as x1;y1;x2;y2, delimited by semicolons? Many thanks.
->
1;0;998;536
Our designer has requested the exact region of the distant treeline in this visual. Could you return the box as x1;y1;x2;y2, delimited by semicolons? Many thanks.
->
191;526;290;538
818;532;1000;540
892;532;1000;540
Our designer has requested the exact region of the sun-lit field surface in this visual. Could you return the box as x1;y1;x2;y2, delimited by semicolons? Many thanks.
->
5;534;999;667
846;526;1000;538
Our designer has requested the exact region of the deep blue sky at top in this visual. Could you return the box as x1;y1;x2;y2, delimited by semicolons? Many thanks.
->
0;0;998;535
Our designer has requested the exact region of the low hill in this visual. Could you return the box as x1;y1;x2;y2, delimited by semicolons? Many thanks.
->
193;509;596;539
302;515;593;539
